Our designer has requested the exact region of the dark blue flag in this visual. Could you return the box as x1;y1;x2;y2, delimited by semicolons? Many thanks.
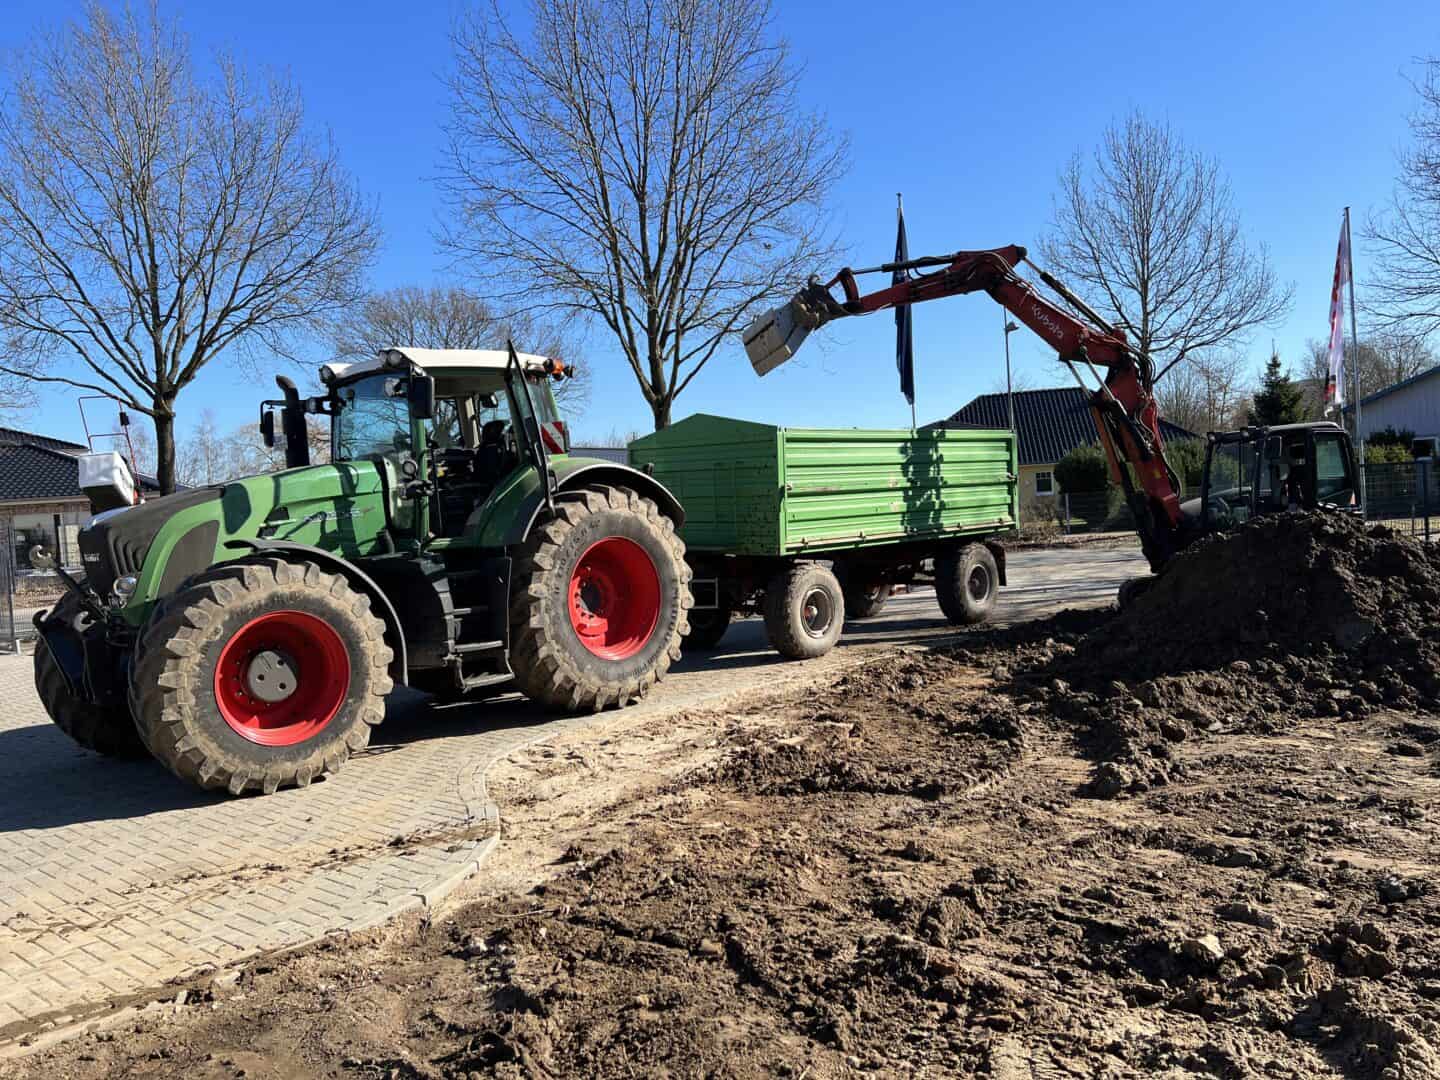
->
894;200;915;406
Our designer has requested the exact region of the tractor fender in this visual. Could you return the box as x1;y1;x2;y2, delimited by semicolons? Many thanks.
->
223;538;409;685
485;463;685;550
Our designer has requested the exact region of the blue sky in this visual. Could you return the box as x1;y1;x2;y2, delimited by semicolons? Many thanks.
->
5;0;1440;446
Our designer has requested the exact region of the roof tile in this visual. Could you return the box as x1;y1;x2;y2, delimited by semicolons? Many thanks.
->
928;387;1197;467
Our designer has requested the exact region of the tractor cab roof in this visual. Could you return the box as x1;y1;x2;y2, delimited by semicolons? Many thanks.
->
321;347;554;385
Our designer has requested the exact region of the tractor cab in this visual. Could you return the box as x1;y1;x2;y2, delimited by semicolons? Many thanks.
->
1192;421;1359;531
264;345;575;541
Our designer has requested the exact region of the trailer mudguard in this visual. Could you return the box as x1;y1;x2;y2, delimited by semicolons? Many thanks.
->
223;538;409;684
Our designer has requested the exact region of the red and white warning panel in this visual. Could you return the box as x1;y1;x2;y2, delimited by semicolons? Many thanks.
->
541;420;568;454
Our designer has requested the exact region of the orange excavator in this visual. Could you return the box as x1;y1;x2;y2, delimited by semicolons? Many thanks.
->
743;245;1361;577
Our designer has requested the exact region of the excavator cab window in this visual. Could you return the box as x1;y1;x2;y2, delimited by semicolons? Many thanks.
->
1314;430;1358;506
1202;440;1255;527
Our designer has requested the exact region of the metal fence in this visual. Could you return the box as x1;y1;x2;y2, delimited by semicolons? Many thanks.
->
1044;460;1440;540
0;519;15;653
1364;460;1439;541
1054;490;1133;535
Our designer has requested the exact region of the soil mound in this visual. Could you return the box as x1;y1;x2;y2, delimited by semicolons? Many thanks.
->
1113;512;1440;685
977;513;1440;797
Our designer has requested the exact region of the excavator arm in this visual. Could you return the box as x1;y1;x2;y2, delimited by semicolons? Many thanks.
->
743;245;1191;570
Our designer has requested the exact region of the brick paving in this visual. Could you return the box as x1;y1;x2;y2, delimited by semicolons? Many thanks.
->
0;545;1145;1044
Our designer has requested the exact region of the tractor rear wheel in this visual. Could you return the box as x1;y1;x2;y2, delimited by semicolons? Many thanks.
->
935;543;999;625
129;557;393;795
34;590;147;758
509;485;689;711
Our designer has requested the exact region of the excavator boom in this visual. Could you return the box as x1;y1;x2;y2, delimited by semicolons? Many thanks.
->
743;245;1191;571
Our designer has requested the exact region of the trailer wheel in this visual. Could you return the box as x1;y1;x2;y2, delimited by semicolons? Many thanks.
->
510;485;690;711
34;591;147;758
936;544;999;625
129;557;393;795
763;563;845;660
843;580;890;620
683;604;732;651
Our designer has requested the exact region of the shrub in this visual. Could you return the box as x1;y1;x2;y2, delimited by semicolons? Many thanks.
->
1055;443;1109;493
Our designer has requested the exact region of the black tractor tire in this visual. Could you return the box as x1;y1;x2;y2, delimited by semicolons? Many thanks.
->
509;485;690;711
763;562;845;660
129;557;393;796
683;604;733;651
935;544;999;626
34;591;148;758
843;581;890;620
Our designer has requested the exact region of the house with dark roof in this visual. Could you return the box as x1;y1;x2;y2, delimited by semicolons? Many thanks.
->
0;426;160;574
928;387;1197;506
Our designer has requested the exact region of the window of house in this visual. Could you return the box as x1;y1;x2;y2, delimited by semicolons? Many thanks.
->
1034;471;1054;496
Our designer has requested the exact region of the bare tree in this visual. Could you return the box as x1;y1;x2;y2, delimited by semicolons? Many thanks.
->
1302;330;1435;412
442;0;847;429
1365;60;1440;337
1153;350;1251;434
0;3;378;492
1042;112;1290;387
332;284;590;412
175;409;225;488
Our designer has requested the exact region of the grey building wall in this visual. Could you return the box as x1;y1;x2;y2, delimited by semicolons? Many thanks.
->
1356;367;1440;440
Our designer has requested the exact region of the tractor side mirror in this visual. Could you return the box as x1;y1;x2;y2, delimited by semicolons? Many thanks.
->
408;375;435;420
260;408;276;448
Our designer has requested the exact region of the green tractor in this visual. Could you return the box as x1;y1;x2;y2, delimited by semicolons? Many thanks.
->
34;346;692;795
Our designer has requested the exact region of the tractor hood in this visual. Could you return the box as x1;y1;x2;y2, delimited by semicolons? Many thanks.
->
78;486;223;600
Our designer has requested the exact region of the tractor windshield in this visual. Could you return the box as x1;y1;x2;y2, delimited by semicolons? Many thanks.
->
332;374;415;462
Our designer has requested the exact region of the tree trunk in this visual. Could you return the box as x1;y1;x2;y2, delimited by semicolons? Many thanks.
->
153;408;176;495
651;396;672;431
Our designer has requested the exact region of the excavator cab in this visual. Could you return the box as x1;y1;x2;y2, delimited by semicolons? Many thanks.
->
1194;422;1359;532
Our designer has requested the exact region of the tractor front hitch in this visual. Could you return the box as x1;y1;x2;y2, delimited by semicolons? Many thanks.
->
33;606;132;710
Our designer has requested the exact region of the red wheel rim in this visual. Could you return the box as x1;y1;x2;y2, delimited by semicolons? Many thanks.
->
213;611;351;746
568;537;661;660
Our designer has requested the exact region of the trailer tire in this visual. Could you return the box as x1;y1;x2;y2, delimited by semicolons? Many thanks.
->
129;557;393;795
509;485;690;711
936;544;999;625
764;563;845;660
683;604;732;651
843;581;890;620
34;592;147;758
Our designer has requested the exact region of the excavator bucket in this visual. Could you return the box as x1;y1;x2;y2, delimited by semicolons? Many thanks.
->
743;296;812;376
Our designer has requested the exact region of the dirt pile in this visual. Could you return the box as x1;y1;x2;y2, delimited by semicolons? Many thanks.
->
978;513;1440;797
1114;512;1440;688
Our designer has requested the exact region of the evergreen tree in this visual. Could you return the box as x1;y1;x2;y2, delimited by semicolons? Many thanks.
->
1247;351;1309;425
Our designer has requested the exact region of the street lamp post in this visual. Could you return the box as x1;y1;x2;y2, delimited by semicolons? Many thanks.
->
1003;317;1020;434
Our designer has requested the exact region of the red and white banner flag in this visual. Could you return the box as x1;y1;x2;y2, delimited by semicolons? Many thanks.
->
1324;216;1349;415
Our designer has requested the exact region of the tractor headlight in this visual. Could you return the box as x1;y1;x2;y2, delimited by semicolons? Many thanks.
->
113;575;139;602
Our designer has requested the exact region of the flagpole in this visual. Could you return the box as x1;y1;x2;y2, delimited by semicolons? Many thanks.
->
1344;206;1364;510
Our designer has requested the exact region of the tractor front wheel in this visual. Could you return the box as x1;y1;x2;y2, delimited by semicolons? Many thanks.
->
129;557;393;795
509;485;689;711
35;590;147;758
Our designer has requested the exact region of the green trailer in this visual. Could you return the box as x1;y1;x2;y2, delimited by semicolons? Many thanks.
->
629;414;1017;658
